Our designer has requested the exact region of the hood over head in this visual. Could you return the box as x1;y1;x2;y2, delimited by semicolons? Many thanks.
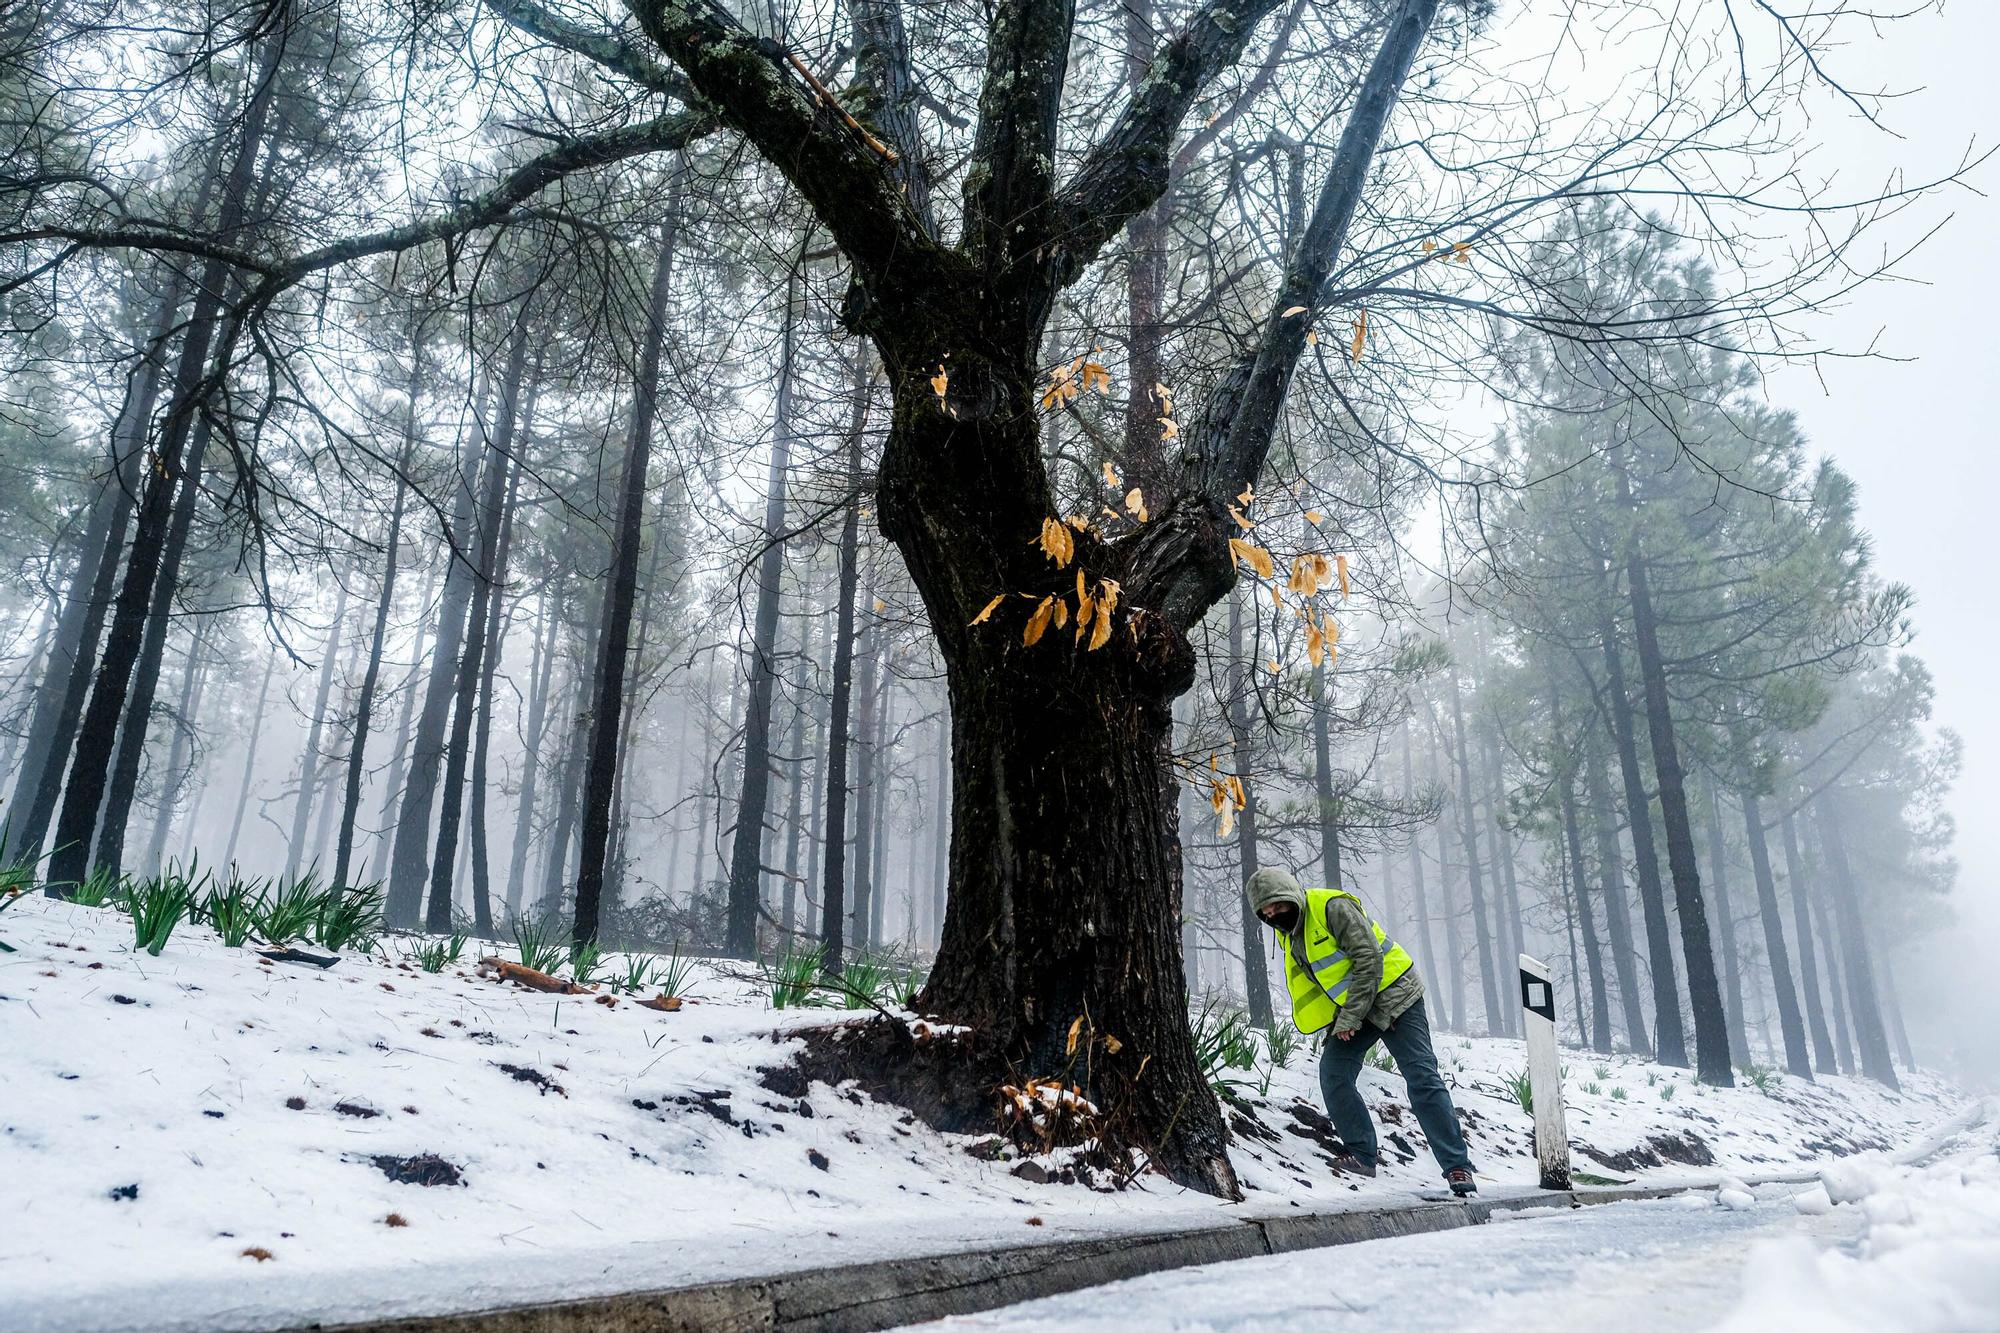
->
1246;868;1306;926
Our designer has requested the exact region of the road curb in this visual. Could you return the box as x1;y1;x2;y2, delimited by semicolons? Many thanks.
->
299;1184;1688;1333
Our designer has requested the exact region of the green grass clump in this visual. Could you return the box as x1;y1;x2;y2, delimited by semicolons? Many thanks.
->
765;944;827;1009
200;880;259;947
653;944;698;1000
1502;1067;1535;1113
70;864;125;907
567;938;604;987
128;876;197;956
1739;1062;1782;1096
0;853;32;953
316;884;382;952
252;872;325;945
513;915;566;974
1266;1021;1300;1070
1610;1086;1628;1101
1191;997;1259;1096
411;931;467;973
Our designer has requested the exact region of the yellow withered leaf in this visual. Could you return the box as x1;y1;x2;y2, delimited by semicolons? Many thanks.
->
1153;381;1174;413
1227;539;1275;580
1237;483;1256;507
1349;310;1367;362
930;364;949;399
1269;582;1282;608
1281;304;1308;317
1103;1034;1123;1055
1336;553;1350;597
1159;416;1179;441
1087;603;1113;651
1023;596;1056;646
1102;460;1121;489
1210;782;1227;815
1124;487;1148;523
1305;509;1324;525
1267;659;1280;675
1053;598;1068;630
1066;1015;1084;1057
1453;241;1471;263
1097;577;1120;615
1219;802;1236;839
873;598;887;613
1305;329;1318;347
1066;514;1090;531
1036;517;1074;568
969;593;1006;626
1306;621;1325;667
1228;505;1254;531
1227;774;1246;807
1421;238;1437;254
1081;361;1112;395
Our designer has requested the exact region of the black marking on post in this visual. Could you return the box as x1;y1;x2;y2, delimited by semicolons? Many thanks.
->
1519;969;1554;1023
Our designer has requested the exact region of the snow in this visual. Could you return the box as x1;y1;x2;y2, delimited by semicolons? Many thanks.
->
0;895;1975;1331
903;1109;2000;1332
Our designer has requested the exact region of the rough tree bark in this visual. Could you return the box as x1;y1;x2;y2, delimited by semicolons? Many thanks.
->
285;578;351;880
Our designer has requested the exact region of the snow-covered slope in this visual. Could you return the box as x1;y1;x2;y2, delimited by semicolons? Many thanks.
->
0;895;1964;1332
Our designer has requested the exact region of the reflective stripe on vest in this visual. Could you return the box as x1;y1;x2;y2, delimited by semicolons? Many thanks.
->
1273;887;1415;1034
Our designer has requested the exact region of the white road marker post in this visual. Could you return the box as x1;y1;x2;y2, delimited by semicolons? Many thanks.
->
1519;952;1572;1191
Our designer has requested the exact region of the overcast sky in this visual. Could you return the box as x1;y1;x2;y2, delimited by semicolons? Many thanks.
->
1750;1;1998;1063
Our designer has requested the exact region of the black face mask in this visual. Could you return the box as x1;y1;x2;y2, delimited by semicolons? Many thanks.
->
1262;903;1300;933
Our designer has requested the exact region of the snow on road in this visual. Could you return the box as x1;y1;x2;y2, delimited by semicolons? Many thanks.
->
908;1112;2000;1333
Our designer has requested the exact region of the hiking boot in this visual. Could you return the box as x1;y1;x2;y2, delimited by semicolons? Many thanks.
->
1447;1168;1477;1197
1330;1154;1377;1178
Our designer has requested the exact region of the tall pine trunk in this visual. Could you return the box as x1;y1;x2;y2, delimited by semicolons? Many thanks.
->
573;206;681;945
1584;732;1651;1055
1224;587;1273;1028
1813;795;1897;1088
1443;660;1502;1034
285;579;351;879
1598;613;1686;1065
1742;791;1811;1078
333;362;420;893
1779;808;1838;1073
817;356;869;972
726;272;799;956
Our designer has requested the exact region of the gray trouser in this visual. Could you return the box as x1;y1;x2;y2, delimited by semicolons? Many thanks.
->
1317;997;1472;1178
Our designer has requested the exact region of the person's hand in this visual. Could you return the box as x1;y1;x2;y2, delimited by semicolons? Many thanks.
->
1335;1029;1356;1041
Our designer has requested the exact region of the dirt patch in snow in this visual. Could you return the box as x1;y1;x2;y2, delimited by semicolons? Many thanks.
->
1580;1130;1715;1173
367;1154;464;1187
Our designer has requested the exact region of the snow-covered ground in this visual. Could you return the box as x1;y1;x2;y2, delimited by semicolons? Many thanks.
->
904;1108;2000;1332
0;895;1971;1332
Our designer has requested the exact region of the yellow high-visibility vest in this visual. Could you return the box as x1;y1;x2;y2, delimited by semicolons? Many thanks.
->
1276;888;1414;1034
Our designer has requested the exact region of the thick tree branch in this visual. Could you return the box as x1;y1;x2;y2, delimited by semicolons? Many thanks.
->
489;0;698;102
962;0;1074;304
623;0;933;288
1136;0;1441;629
848;0;937;234
1045;0;1294;293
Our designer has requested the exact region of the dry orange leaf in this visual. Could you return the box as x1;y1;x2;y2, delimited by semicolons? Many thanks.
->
1281;304;1308;317
930;364;949;399
969;595;1005;626
1305;510;1324;525
1336;553;1351;597
1228;538;1275;579
1102;460;1121;488
1023;596;1056;646
1124;487;1148;523
1349;310;1367;362
1036;517;1075;568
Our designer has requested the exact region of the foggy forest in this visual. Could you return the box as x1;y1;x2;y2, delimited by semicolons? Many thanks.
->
1;0;1993;1329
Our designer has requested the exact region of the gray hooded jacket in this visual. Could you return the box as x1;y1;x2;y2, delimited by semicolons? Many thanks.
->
1247;868;1424;1036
